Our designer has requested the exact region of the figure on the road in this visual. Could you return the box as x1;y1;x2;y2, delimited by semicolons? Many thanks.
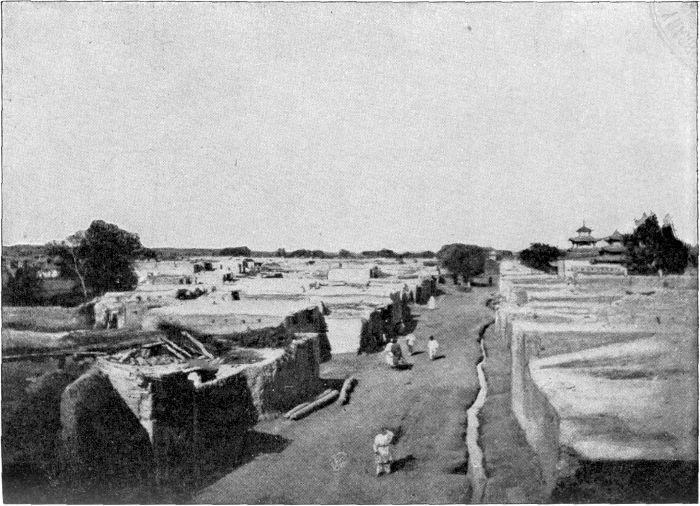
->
373;428;395;476
405;332;416;355
385;337;406;368
428;335;439;360
427;295;437;310
384;341;395;367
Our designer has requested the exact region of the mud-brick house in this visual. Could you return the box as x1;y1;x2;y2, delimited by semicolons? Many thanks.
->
59;330;323;496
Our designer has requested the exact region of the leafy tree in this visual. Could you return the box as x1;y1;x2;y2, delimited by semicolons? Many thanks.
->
624;214;689;274
4;264;41;305
338;249;353;258
361;249;396;258
276;248;287;258
219;246;252;257
437;244;487;282
47;220;143;298
518;243;561;273
139;247;158;260
47;233;89;300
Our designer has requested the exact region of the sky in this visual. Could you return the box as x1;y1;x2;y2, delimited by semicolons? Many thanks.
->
2;2;697;252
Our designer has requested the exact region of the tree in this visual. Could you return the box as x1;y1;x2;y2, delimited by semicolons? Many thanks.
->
624;214;689;274
47;220;143;298
219;246;252;257
47;233;89;300
139;247;158;260
437;244;487;282
518;243;561;273
338;249;353;258
4;264;41;305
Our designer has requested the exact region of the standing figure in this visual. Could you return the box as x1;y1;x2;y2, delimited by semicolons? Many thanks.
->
405;333;416;355
390;337;404;366
428;335;439;360
427;296;437;310
384;341;395;367
373;428;395;476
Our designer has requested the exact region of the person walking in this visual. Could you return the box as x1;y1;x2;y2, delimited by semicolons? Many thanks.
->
405;332;416;355
373;427;395;476
428;335;439;360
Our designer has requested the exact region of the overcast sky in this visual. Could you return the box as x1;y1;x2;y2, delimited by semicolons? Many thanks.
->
2;2;697;252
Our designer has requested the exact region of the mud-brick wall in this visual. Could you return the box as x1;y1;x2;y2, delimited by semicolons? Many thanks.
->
283;307;331;361
507;323;562;496
359;310;385;352
60;369;156;502
239;333;322;416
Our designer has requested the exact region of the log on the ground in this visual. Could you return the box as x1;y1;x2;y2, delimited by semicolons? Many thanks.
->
337;376;358;405
316;388;334;399
284;402;311;419
285;389;334;418
290;390;339;420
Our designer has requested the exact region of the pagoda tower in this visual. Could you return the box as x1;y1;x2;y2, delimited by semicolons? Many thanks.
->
565;222;601;259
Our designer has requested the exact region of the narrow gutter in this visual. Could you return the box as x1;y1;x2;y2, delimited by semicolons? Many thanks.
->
466;320;493;503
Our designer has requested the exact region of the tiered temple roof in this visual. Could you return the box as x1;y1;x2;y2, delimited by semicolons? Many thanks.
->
569;222;599;246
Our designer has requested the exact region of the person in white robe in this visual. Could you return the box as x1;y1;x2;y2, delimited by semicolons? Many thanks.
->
373;428;395;476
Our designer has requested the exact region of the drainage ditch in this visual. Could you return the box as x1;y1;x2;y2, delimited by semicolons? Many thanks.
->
465;319;494;503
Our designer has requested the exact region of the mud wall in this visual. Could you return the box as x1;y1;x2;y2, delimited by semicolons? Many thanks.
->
60;369;155;502
507;322;564;495
142;311;283;334
239;333;322;415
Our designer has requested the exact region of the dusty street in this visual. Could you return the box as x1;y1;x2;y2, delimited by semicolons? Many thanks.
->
194;284;494;504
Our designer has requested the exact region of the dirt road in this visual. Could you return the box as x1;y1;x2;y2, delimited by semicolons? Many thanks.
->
194;285;493;504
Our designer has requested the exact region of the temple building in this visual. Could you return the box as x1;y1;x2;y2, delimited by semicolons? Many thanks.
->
566;223;600;259
595;230;628;264
565;222;629;264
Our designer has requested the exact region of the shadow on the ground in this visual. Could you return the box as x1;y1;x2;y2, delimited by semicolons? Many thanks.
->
392;454;417;473
189;430;291;495
551;459;698;503
409;351;425;356
320;378;346;391
393;363;414;371
431;355;447;361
